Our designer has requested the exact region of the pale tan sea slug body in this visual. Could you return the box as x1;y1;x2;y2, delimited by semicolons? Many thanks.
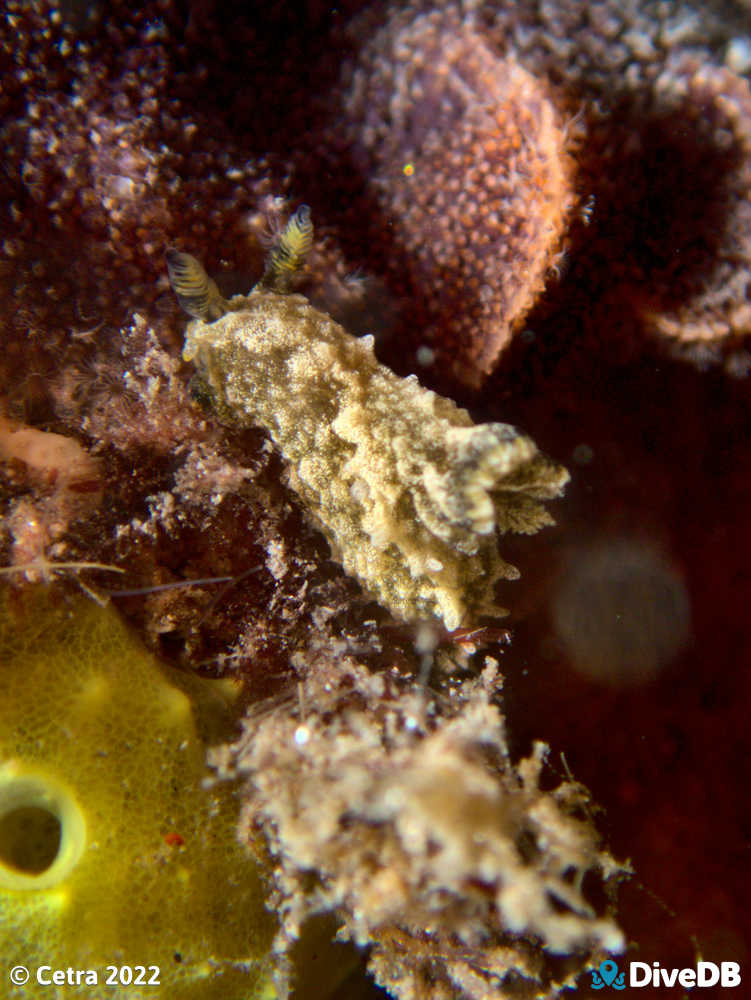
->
182;285;569;630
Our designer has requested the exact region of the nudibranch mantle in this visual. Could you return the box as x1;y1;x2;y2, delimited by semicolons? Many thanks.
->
181;283;569;629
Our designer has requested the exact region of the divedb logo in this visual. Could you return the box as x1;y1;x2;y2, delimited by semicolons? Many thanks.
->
589;959;742;990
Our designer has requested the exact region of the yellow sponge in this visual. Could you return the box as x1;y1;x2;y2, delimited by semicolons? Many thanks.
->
0;586;276;999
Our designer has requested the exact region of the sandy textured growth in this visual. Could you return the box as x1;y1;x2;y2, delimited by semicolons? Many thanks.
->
183;289;568;630
228;654;626;1000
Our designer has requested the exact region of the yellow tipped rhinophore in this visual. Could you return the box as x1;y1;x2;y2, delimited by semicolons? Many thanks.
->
0;587;276;999
168;205;313;324
166;249;229;322
260;204;314;293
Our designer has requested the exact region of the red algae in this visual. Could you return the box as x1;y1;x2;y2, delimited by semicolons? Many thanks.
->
489;349;751;989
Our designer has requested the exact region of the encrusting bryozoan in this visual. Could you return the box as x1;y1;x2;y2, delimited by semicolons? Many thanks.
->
168;210;568;630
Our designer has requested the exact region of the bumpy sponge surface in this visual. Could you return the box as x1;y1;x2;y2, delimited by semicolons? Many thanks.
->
0;586;276;999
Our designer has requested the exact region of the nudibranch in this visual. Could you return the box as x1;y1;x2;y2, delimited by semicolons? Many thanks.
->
167;210;569;630
0;586;276;999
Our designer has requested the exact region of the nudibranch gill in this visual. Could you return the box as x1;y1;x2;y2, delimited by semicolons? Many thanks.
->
167;209;569;631
0;586;276;1000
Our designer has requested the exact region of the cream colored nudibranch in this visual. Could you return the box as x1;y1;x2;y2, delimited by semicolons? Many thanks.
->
167;208;569;630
